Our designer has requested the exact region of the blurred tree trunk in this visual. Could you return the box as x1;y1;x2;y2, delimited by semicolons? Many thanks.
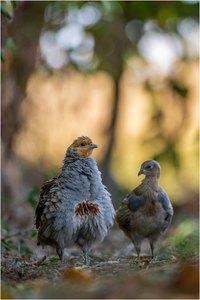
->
100;77;124;206
2;2;48;203
2;1;48;160
98;17;129;205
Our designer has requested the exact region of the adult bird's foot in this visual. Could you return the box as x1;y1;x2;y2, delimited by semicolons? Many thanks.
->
82;253;91;266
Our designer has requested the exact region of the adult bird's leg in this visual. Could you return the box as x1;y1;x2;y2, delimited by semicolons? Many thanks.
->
149;240;155;258
82;249;90;266
56;247;64;261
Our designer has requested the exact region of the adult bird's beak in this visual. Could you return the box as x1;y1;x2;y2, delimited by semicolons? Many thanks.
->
91;143;98;149
138;169;144;176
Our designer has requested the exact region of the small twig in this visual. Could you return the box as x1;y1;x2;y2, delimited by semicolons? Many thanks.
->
34;255;47;267
90;260;119;268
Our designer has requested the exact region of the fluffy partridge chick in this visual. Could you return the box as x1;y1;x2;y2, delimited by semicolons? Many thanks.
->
116;160;173;258
35;136;115;264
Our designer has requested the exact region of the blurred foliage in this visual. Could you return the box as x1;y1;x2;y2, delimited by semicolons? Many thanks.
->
36;0;198;75
159;217;199;261
1;2;14;20
27;188;38;209
49;256;60;264
1;228;36;255
169;79;189;98
18;239;33;256
1;0;17;61
170;218;199;259
1;239;16;252
5;37;17;53
1;0;17;19
1;237;33;256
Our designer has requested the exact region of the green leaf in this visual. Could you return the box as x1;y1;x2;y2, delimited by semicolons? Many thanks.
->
18;239;33;255
2;239;15;251
31;230;37;237
1;49;5;62
49;256;59;264
1;5;12;19
2;222;11;234
11;1;17;9
6;37;16;53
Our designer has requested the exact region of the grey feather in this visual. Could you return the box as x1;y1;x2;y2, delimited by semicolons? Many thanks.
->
157;191;173;215
128;194;146;213
35;146;115;261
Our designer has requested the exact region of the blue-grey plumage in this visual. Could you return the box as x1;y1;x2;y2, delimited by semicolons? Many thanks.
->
116;160;173;258
35;136;115;264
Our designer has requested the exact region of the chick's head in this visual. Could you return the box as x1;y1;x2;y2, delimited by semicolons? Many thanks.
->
68;136;98;158
138;160;161;178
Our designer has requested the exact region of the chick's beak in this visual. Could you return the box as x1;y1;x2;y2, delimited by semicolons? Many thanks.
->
138;169;144;176
90;143;98;149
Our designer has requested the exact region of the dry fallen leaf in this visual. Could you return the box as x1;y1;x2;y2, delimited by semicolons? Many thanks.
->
1;287;13;299
63;268;94;284
169;264;199;295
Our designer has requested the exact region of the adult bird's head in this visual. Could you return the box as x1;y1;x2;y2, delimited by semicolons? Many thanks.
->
138;160;161;179
67;136;98;158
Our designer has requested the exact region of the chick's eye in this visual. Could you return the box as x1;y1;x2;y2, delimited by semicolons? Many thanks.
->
80;143;86;147
146;165;152;170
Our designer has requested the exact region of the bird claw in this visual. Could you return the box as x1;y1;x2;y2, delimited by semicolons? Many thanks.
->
82;253;91;266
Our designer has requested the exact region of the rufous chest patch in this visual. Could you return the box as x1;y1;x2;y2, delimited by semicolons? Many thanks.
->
75;201;100;217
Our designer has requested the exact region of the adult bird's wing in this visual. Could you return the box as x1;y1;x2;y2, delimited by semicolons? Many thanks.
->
35;176;61;229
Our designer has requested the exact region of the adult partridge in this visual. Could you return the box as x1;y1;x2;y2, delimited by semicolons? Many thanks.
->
116;160;173;258
35;136;115;264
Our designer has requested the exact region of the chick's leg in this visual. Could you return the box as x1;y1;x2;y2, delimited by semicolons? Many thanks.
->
149;239;156;258
132;236;142;258
135;245;141;257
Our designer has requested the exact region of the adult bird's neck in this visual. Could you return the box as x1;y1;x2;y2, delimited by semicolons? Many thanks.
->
61;156;95;176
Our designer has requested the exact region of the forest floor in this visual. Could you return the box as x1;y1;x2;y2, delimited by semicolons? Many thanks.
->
1;223;199;299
